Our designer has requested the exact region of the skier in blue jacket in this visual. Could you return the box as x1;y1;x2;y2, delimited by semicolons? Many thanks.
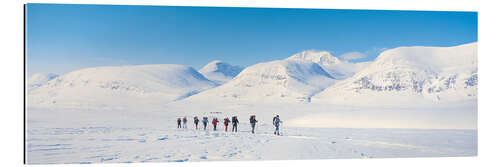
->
202;117;209;130
273;115;282;135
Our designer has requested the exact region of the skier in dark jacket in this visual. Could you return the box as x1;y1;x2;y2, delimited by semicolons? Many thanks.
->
223;117;231;132
212;118;219;131
231;116;239;132
177;118;182;128
249;115;258;134
202;117;209;130
273;115;277;126
194;116;200;129
182;116;188;128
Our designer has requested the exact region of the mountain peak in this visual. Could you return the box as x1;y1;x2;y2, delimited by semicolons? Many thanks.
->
199;60;244;84
287;50;341;66
186;60;337;103
205;60;224;66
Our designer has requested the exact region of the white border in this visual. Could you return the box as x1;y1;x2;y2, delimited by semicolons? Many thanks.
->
1;0;498;167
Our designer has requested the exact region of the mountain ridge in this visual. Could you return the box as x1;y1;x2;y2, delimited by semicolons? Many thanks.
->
183;59;337;103
28;64;217;109
27;43;477;109
313;42;477;104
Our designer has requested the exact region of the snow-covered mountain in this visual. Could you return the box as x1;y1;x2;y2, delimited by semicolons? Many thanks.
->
27;64;217;109
287;50;371;80
27;73;59;91
26;43;478;109
313;42;478;105
287;50;342;66
198;60;244;84
183;59;336;103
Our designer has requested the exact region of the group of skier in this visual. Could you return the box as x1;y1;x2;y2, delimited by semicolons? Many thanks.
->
176;114;282;135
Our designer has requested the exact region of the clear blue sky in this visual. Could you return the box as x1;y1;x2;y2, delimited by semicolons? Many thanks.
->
26;4;477;75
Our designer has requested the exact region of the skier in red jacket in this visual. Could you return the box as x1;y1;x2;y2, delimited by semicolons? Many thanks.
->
212;118;219;131
223;117;231;132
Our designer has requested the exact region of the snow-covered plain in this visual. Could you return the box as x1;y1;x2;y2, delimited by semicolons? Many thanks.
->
25;43;478;164
26;105;477;164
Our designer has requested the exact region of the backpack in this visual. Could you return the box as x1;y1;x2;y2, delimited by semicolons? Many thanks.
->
274;117;280;126
250;115;256;124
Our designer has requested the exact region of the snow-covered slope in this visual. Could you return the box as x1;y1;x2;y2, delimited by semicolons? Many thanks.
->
198;60;244;84
183;59;336;103
27;73;59;91
313;43;478;105
27;64;217;109
287;50;342;66
287;50;371;80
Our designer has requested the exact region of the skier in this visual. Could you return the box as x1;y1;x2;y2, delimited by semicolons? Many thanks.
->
194;116;200;130
177;118;182;128
182;116;188;128
273;115;277;126
231;116;239;132
273;115;282;135
202;117;209;130
212;118;219;131
249;115;258;134
223;117;231;132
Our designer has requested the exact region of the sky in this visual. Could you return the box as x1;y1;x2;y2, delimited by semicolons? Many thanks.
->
26;4;477;75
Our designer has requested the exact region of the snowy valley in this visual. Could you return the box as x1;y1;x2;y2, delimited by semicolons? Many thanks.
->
25;43;478;164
